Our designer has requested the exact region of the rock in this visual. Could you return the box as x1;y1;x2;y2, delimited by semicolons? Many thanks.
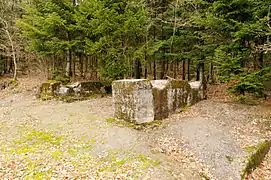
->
73;87;81;96
56;86;74;96
67;82;80;88
112;79;154;124
0;81;9;90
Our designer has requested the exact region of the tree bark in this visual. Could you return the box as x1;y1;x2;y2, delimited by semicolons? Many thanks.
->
210;60;214;84
5;29;17;80
258;52;264;69
196;64;200;81
153;60;156;80
201;62;207;99
185;59;190;81
72;52;76;78
182;60;186;80
79;53;83;77
134;60;141;79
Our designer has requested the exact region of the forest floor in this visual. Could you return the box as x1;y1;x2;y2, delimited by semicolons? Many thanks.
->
0;75;270;179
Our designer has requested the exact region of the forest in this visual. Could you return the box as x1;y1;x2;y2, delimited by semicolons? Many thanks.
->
1;1;271;179
0;0;271;98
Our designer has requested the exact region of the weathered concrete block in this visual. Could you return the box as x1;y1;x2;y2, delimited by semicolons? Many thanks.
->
112;79;154;124
167;80;191;112
113;79;205;124
40;81;61;96
151;80;169;120
56;86;74;96
188;81;204;106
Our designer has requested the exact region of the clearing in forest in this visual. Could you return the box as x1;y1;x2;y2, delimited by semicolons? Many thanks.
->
0;91;270;179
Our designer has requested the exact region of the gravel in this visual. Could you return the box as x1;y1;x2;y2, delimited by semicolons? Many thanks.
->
0;81;270;179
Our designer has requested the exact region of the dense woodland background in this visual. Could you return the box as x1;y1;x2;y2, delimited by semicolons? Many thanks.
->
0;0;270;97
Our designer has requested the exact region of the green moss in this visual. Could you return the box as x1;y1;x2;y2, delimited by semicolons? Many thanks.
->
244;146;257;153
10;79;19;87
40;94;53;101
225;155;234;163
47;80;61;84
237;95;257;106
169;79;189;89
146;78;151;82
137;154;161;169
241;140;271;179
39;80;108;102
199;172;211;180
1;125;161;179
49;94;102;103
39;81;61;100
105;117;163;131
105;117;117;123
178;105;190;112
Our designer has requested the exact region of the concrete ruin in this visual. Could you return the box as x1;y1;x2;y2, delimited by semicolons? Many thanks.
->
39;81;111;101
112;79;205;124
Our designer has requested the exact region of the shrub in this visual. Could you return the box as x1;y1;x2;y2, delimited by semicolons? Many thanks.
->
229;67;271;97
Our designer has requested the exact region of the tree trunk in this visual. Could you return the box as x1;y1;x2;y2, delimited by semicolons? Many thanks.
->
95;55;98;79
153;60;156;80
173;61;177;79
5;29;17;80
65;50;72;77
185;59;190;81
159;60;165;79
182;60;186;80
4;55;8;74
134;60;141;79
79;53;83;77
201;62;207;99
196;64;200;81
144;52;147;79
210;60;215;84
8;54;13;73
72;52;76;78
84;55;88;77
258;52;264;69
144;64;147;79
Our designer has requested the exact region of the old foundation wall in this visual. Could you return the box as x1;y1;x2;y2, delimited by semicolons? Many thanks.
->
112;79;205;124
112;79;154;124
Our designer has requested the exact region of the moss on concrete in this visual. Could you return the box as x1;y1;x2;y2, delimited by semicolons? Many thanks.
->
241;140;271;179
39;80;110;102
40;81;61;99
105;117;163;130
113;80;153;123
153;87;169;120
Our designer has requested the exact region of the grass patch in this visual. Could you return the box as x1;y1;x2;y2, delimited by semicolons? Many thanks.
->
236;95;258;106
225;155;234;163
178;105;190;112
104;117;163;131
105;117;117;123
0;127;161;179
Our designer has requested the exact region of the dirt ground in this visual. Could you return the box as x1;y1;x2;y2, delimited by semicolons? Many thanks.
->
0;76;270;179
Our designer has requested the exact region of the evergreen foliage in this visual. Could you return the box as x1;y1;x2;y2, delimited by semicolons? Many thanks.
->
1;0;270;97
